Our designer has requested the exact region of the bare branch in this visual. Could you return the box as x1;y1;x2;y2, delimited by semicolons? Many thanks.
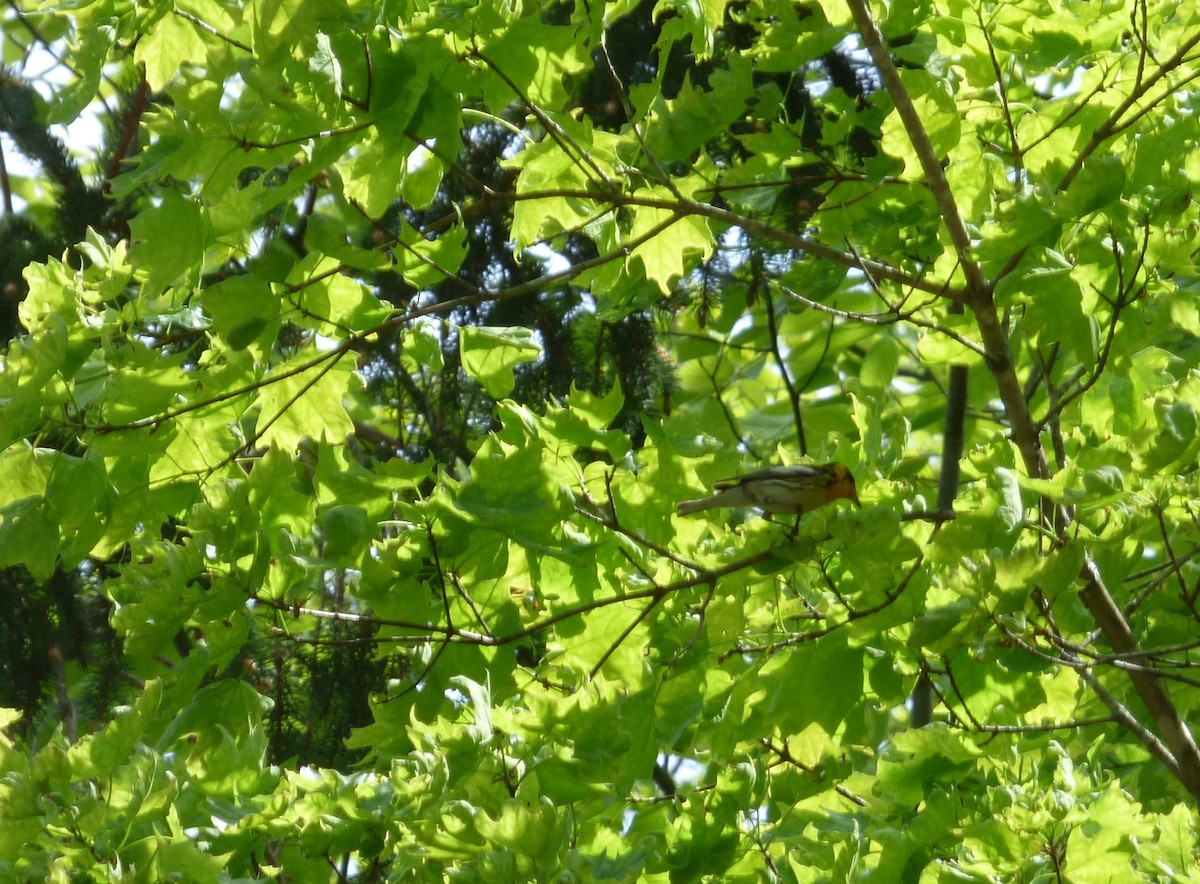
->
760;272;807;455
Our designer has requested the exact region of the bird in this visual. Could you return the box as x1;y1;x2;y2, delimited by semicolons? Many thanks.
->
676;463;860;517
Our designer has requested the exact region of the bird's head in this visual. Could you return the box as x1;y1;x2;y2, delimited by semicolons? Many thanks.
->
826;463;861;508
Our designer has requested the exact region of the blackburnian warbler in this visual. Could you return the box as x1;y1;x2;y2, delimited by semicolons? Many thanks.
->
676;463;860;517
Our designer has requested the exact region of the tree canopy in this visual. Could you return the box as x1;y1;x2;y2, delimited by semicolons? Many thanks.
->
3;0;1200;879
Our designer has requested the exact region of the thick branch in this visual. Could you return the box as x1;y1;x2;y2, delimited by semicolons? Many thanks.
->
1076;555;1200;799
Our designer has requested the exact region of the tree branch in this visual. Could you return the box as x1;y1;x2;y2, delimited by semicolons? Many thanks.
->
846;0;987;297
847;0;1200;801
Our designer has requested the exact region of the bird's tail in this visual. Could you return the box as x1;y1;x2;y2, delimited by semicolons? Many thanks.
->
676;497;715;516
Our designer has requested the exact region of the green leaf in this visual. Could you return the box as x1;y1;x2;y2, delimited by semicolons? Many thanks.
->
318;504;371;564
199;275;278;345
860;336;900;391
876;724;981;803
0;498;58;579
881;69;961;174
304;214;391;271
505;119;612;248
1058;154;1127;219
479;16;589;108
46;23;113;124
908;599;977;652
128;190;207;293
566;380;624;430
628;189;713;291
397;224;468;290
403;322;445;372
915;313;984;366
992;467;1024;533
459;326;542;398
135;9;208;91
754;633;864;736
642;54;754;162
255;347;356;450
337;135;406;219
1142;400;1197;472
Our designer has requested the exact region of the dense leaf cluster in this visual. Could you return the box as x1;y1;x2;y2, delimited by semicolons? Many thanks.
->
3;0;1200;880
